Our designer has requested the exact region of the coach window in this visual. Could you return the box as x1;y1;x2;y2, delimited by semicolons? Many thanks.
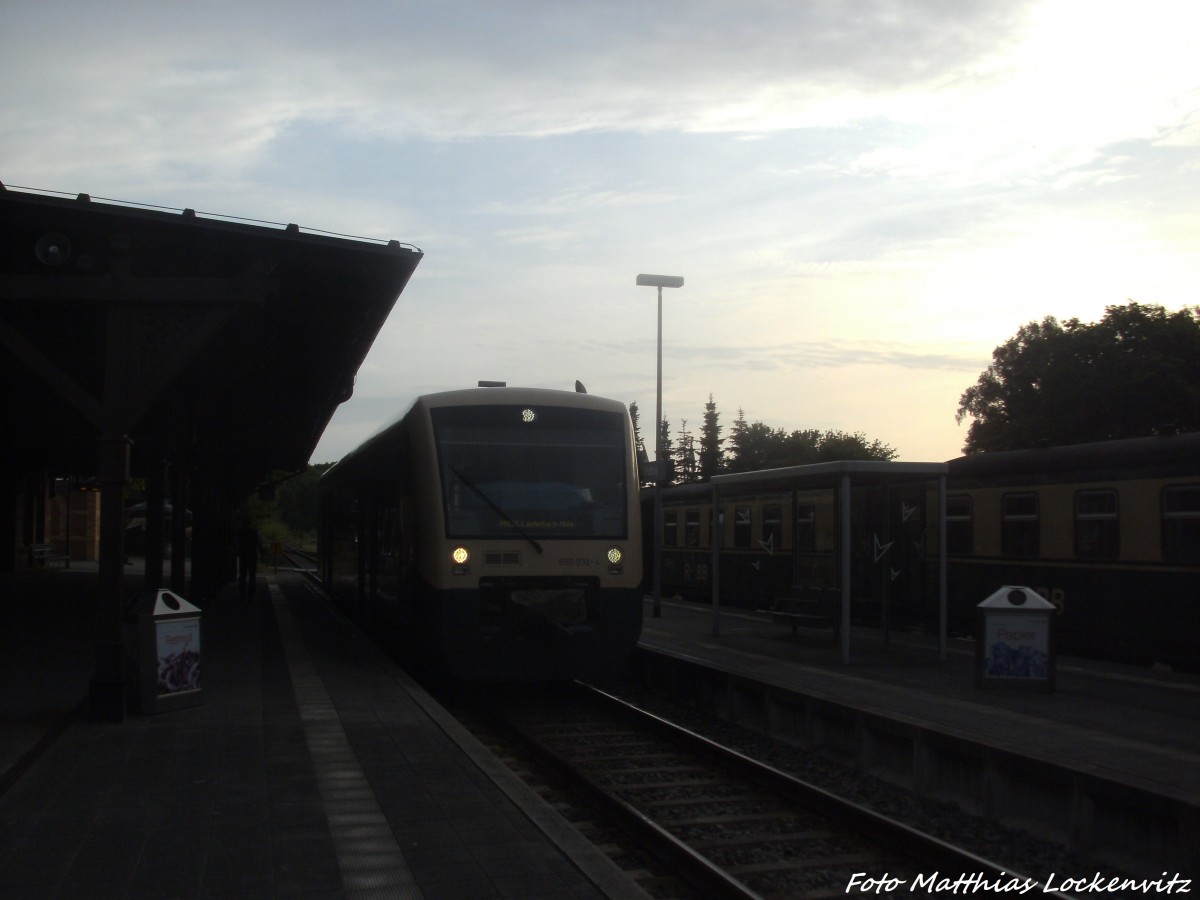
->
1075;489;1119;559
685;509;701;548
763;504;783;552
1002;492;1039;558
946;495;973;556
1162;485;1200;563
663;511;678;548
734;506;752;549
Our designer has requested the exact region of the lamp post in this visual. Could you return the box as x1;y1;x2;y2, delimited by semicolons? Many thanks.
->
636;273;684;618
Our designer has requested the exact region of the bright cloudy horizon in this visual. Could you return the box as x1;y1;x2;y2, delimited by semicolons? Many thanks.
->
4;0;1197;464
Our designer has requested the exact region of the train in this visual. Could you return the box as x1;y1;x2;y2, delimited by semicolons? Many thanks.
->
646;432;1199;670
318;385;644;680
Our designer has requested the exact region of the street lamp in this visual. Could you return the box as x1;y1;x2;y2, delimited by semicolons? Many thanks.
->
636;273;684;618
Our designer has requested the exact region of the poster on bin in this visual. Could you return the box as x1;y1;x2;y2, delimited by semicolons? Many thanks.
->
156;617;201;696
983;614;1049;679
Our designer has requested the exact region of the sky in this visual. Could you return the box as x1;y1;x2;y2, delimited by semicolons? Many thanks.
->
4;0;1197;464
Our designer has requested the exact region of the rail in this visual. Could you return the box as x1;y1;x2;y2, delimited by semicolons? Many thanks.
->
458;682;1072;899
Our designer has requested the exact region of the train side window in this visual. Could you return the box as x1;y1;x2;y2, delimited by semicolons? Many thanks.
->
1002;492;1039;558
763;504;782;552
1075;489;1118;560
795;502;816;552
946;495;973;556
734;505;752;549
685;509;701;548
663;511;678;548
1162;485;1200;563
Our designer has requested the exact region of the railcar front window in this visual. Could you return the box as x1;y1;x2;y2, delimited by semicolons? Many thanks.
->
434;405;628;539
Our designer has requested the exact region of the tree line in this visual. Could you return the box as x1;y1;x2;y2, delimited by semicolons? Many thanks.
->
629;395;897;486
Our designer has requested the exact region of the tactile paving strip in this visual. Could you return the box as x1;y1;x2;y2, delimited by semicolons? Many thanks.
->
271;584;423;899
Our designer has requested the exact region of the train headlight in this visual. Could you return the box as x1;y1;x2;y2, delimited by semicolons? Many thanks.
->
606;547;623;565
451;546;470;571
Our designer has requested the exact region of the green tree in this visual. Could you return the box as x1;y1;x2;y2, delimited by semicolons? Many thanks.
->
275;463;331;539
658;416;675;484
729;408;750;465
628;401;644;459
698;394;724;481
629;401;647;484
726;423;895;472
673;419;697;483
956;302;1200;452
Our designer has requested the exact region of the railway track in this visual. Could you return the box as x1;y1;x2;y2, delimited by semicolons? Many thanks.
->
454;682;1068;900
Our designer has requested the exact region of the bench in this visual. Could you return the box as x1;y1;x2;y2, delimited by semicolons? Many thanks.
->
757;587;840;641
30;544;69;568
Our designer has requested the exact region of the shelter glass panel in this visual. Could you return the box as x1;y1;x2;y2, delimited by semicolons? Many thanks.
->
734;505;752;549
946;494;973;556
685;509;701;548
795;501;816;552
763;504;782;552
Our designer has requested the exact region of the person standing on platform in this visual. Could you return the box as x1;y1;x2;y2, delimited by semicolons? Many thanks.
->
238;522;261;601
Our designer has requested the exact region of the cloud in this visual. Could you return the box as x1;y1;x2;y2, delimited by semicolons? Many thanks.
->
5;0;1197;469
3;1;1031;157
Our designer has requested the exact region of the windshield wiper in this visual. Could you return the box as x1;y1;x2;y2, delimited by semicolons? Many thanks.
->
448;465;544;555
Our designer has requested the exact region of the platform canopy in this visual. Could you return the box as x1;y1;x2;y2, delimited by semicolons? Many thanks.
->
2;183;423;721
0;183;423;495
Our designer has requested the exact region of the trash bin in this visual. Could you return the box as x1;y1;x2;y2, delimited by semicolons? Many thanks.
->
975;586;1055;693
138;589;203;713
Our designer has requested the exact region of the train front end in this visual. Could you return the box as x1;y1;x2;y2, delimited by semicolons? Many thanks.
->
412;388;643;680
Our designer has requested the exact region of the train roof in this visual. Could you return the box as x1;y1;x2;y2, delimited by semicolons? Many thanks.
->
642;460;948;500
414;386;629;412
946;431;1200;484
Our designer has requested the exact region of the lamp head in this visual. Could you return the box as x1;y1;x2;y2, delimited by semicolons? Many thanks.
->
636;274;684;288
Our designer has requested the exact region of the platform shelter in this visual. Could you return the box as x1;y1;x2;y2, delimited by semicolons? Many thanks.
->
708;460;949;663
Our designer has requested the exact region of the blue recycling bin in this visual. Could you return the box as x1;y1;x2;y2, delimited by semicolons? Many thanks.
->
975;586;1056;693
137;589;203;713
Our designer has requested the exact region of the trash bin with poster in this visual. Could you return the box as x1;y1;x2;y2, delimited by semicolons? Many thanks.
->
975;585;1056;693
137;589;203;713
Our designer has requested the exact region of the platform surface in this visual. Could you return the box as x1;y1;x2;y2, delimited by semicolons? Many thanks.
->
4;566;1197;896
0;567;643;899
639;597;1200;803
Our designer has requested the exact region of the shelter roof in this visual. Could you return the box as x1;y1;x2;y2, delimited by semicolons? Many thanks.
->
0;184;422;495
711;459;948;492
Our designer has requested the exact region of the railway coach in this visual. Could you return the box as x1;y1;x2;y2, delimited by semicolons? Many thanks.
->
319;385;643;680
646;432;1198;670
943;431;1199;669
